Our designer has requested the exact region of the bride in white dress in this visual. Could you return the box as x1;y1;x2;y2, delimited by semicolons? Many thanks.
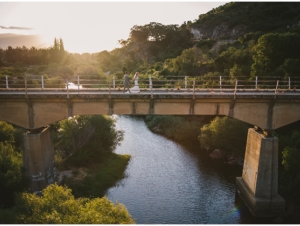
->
131;72;140;93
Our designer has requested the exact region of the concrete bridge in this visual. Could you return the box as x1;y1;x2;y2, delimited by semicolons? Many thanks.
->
1;76;300;217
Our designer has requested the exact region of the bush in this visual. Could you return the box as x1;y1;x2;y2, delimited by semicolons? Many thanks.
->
0;143;27;207
277;130;300;201
199;116;250;156
145;115;201;142
0;184;135;224
54;115;123;167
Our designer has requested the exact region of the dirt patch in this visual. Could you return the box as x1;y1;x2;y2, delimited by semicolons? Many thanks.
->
57;168;88;184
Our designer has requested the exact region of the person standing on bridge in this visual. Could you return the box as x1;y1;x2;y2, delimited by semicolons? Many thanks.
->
123;71;131;93
131;72;140;93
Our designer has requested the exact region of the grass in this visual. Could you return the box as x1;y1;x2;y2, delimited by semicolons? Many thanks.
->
60;152;130;199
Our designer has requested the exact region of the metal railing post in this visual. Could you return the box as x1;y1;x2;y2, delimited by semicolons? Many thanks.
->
42;75;44;90
77;75;80;91
25;76;27;95
6;76;8;89
185;76;187;89
113;76;115;89
275;80;279;94
234;80;238;96
149;75;152;89
256;76;258;89
150;78;153;98
66;79;69;98
288;77;291;90
109;76;111;97
220;76;222;90
193;78;195;99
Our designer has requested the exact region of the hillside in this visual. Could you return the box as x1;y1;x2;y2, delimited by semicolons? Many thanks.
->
190;2;300;40
1;2;300;80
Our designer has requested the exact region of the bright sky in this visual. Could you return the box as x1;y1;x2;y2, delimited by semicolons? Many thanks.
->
0;1;228;54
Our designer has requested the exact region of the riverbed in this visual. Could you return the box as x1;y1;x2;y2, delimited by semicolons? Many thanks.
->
106;115;272;224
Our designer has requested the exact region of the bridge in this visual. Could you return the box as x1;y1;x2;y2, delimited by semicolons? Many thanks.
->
1;76;300;217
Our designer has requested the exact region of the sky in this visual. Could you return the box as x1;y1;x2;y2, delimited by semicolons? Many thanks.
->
0;1;228;54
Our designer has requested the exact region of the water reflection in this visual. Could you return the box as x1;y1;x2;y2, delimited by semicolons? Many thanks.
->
106;115;271;224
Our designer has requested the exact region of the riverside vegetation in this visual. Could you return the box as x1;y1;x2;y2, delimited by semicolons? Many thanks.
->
0;116;135;223
1;1;300;222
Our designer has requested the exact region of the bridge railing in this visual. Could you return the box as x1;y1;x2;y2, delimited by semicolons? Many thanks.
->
1;75;300;92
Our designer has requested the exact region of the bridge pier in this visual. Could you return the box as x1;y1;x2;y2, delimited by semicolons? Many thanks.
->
23;126;57;193
236;128;285;217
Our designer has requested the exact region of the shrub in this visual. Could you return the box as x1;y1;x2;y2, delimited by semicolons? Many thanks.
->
0;184;135;224
199;116;250;156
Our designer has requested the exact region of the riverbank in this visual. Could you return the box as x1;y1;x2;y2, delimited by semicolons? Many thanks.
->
57;152;130;198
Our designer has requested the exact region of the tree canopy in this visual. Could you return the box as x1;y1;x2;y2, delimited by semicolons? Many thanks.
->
0;184;135;224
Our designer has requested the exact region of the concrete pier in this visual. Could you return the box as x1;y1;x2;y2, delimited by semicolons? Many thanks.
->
236;128;285;217
23;126;57;192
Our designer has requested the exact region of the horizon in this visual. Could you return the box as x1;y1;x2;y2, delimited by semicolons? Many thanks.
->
0;2;227;54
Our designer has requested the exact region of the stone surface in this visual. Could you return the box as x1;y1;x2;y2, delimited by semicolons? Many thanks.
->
236;128;285;217
209;149;227;159
23;126;57;192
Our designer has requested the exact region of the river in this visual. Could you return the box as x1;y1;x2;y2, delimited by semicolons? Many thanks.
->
105;115;271;224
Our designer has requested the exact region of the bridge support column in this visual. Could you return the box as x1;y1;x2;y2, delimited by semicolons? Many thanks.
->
236;128;285;217
23;126;57;193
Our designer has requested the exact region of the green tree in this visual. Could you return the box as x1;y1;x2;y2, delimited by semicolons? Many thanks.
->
0;184;134;224
0;121;15;144
251;32;300;78
199;116;250;155
55;115;122;166
145;115;202;142
277;130;300;200
0;143;26;207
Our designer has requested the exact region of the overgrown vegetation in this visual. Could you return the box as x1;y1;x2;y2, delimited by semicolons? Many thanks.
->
0;116;131;223
0;121;27;207
144;115;205;143
52;115;123;168
61;153;130;198
199;116;251;156
0;184;135;224
275;124;300;203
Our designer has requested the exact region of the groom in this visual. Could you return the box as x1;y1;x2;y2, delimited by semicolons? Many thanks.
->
123;71;131;93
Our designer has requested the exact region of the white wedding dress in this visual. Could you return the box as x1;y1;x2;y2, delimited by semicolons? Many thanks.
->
131;77;140;93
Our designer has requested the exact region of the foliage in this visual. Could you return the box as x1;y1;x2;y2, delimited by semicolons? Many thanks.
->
61;153;130;198
0;184;135;224
0;142;27;207
251;32;300;78
145;115;202;142
54;115;123;167
193;2;300;33
199;116;250;156
276;129;300;201
0;121;15;144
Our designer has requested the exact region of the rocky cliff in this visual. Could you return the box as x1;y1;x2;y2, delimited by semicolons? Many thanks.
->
191;23;246;41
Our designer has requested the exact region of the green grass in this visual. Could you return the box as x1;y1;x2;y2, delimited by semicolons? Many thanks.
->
61;152;130;198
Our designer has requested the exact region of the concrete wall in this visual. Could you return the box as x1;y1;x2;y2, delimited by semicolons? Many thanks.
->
236;128;285;217
23;126;57;192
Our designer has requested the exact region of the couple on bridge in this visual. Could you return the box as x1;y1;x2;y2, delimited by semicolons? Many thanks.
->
123;71;140;93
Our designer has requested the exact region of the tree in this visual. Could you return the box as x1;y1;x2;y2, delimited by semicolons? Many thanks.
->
54;115;123;166
277;130;300;200
0;184;135;224
199;116;250;155
0;121;15;144
251;32;300;78
0;143;26;207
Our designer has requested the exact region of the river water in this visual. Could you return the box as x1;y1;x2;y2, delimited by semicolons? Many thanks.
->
105;115;270;224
